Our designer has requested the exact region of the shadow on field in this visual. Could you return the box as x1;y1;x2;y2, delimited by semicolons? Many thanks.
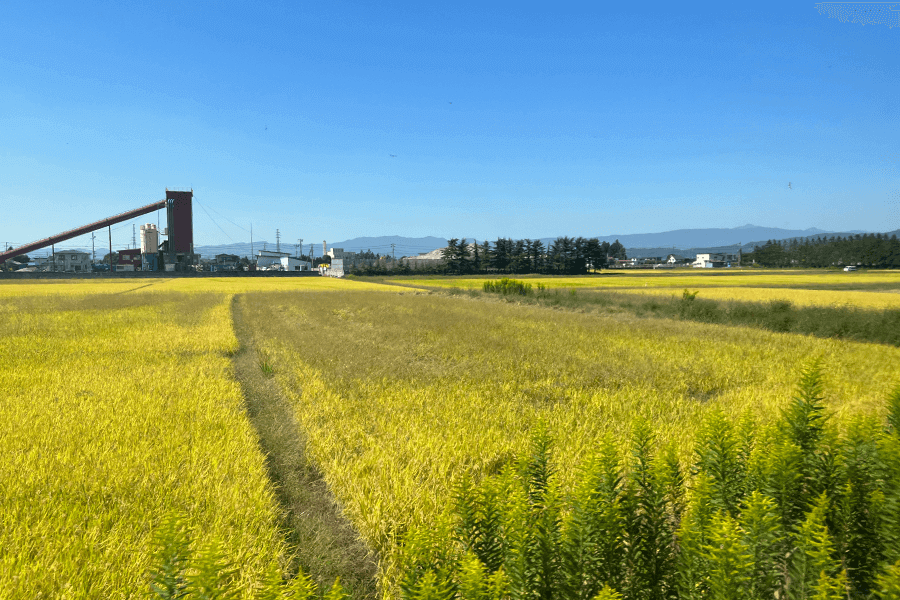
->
231;296;378;599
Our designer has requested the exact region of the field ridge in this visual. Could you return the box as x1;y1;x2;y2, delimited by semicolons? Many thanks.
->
231;295;378;599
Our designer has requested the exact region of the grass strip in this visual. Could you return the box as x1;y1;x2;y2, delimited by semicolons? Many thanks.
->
231;295;378;599
451;284;900;346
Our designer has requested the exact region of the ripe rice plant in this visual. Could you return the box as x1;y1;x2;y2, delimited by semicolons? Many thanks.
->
391;270;900;292
4;274;899;597
0;275;418;299
396;364;900;599
0;291;288;597
238;290;900;592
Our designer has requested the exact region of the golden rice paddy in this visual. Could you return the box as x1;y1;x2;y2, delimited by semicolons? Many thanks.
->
2;271;898;596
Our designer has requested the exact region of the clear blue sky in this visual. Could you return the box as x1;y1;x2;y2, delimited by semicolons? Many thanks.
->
2;1;898;253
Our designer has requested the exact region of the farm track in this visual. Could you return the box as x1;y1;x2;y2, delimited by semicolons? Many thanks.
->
231;296;378;599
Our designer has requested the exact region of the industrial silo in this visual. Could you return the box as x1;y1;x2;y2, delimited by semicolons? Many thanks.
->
140;224;159;271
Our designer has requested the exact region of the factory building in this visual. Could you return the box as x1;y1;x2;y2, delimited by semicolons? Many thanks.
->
280;256;312;271
256;250;291;269
117;249;142;271
325;247;357;261
257;250;311;271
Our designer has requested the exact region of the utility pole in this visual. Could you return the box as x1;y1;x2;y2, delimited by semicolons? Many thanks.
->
91;232;96;264
108;226;113;275
250;223;254;260
391;243;396;261
51;244;55;272
309;243;314;264
276;229;281;253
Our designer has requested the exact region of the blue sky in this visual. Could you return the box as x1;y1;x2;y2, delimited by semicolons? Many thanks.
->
1;1;898;254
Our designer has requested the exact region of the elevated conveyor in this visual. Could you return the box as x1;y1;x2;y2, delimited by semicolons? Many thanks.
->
0;200;167;265
1;189;193;266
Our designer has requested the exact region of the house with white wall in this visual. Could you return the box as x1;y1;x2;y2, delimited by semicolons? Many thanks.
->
692;252;739;268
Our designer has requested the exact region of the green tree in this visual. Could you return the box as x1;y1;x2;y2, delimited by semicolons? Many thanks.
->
608;240;626;260
491;239;512;272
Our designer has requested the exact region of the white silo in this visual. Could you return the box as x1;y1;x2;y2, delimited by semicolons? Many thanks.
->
140;224;159;254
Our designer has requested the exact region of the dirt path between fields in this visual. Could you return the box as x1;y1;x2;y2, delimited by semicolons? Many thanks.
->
231;295;378;599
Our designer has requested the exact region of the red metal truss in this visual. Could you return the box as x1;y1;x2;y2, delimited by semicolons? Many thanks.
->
0;199;167;264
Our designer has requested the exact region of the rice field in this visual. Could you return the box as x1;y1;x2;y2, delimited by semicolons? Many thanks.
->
238;288;900;589
0;291;286;598
2;272;899;597
0;275;417;298
610;285;900;310
393;269;900;291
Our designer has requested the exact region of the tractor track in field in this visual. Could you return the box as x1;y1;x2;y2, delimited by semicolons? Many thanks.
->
231;295;378;599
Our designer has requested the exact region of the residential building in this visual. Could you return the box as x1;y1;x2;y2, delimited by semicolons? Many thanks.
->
53;251;91;272
214;253;240;266
692;252;738;268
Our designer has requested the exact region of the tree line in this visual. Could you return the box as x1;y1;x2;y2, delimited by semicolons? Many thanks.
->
747;233;900;268
356;237;627;276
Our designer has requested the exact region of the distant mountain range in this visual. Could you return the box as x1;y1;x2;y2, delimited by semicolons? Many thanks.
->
176;227;885;259
190;236;448;259
581;225;870;251
24;226;886;260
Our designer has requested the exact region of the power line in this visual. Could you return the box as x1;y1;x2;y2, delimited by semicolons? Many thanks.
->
195;199;234;243
197;200;249;233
